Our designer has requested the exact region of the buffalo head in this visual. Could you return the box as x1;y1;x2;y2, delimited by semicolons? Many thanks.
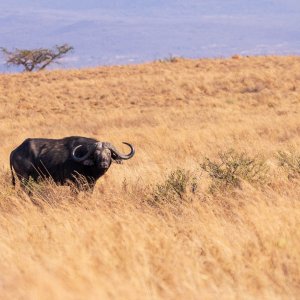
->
71;141;135;169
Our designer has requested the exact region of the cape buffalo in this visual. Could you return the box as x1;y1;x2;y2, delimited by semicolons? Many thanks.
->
10;136;135;191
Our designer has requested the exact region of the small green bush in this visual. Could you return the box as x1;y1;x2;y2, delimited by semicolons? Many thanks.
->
158;54;180;63
151;168;197;204
200;149;269;193
277;150;300;179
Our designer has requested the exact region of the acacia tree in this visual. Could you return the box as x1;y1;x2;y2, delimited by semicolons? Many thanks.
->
0;44;73;72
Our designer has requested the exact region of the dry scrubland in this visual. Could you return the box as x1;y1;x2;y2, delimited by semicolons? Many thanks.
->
0;56;300;299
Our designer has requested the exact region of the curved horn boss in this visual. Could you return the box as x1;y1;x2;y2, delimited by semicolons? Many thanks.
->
71;144;96;162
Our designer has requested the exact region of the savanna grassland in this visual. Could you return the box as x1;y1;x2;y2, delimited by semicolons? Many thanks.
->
0;56;300;299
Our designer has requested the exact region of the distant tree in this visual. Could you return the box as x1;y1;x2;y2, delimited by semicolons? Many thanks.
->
0;44;74;72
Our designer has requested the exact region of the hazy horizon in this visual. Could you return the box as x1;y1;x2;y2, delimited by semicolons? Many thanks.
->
0;0;300;72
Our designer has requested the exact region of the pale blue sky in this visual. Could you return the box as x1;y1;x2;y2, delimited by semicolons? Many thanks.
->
0;1;299;71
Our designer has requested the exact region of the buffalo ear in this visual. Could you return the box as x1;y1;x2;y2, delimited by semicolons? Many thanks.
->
83;160;94;166
113;159;123;164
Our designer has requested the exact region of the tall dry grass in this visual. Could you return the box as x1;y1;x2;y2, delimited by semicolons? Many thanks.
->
0;56;300;299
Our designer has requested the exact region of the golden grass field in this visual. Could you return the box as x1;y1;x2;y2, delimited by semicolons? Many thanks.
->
0;56;300;299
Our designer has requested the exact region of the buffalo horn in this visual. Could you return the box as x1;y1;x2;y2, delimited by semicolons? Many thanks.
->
106;142;135;160
71;144;95;162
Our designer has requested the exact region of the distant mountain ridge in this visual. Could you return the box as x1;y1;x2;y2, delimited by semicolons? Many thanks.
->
1;0;300;72
2;0;299;13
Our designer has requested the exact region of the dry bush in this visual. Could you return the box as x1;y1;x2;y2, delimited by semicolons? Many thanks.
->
149;168;197;205
157;54;181;63
277;149;300;179
201;149;269;193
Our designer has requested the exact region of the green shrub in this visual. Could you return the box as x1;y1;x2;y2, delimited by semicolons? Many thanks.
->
277;150;300;179
150;168;197;204
158;54;180;63
200;149;269;193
